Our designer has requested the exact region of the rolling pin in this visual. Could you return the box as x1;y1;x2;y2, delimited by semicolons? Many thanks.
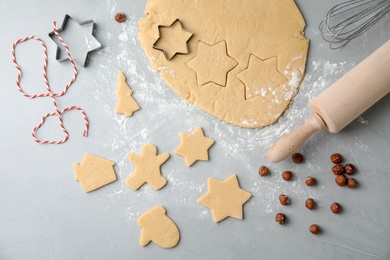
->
267;40;390;163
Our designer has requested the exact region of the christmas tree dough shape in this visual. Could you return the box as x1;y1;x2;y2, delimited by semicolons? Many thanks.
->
115;71;140;117
73;154;117;192
138;205;180;248
198;174;252;223
126;144;170;190
175;127;214;166
138;0;309;128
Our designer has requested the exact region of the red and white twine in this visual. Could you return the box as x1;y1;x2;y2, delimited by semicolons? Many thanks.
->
11;21;89;144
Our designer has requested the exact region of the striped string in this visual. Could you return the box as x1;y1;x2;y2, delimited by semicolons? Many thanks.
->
11;21;89;144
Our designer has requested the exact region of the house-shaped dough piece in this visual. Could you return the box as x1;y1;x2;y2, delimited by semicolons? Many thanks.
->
73;154;117;192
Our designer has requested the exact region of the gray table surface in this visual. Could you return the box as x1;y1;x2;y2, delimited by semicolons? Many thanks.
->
1;0;390;259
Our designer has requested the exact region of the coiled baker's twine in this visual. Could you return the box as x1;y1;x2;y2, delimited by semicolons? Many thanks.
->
11;21;89;144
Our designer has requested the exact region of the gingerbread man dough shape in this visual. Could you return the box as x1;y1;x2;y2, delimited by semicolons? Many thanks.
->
138;205;180;248
126;144;170;190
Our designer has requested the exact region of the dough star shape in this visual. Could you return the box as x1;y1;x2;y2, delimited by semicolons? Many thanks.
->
175;127;214;166
126;144;170;190
186;40;238;86
198;174;252;223
153;19;193;60
237;55;287;100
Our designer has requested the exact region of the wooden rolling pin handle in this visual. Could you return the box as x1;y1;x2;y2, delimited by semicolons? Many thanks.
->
267;113;326;163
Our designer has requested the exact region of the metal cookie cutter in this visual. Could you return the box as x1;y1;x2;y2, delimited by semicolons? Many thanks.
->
153;19;194;61
48;14;102;67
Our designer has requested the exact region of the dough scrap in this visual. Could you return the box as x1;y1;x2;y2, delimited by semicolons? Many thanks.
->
138;205;180;248
174;127;214;166
186;40;238;87
115;71;140;117
198;174;252;223
153;19;193;60
126;144;170;190
73;154;117;192
138;0;309;128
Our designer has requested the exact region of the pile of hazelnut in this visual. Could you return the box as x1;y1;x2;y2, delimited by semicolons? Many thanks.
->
259;152;357;235
331;153;358;188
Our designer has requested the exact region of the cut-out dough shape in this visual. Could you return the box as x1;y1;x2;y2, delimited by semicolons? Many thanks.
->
186;40;238;87
174;127;214;166
237;55;287;100
139;0;309;128
153;19;193;61
73;154;117;192
115;71;140;116
198;174;252;223
126;144;170;190
138;205;180;248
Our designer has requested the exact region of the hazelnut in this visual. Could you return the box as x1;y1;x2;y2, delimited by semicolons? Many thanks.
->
282;171;293;181
305;176;317;186
258;166;269;176
347;178;357;189
309;224;320;234
115;12;126;23
305;198;315;210
279;194;289;205
335;175;347;186
275;213;286;225
292;153;304;164
330;153;343;164
344;163;356;175
330;202;342;214
332;164;344;175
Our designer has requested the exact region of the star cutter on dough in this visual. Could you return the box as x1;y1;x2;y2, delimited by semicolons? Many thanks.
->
152;19;193;61
48;14;102;67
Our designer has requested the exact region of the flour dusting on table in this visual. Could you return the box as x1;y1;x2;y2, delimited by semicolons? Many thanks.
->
92;1;361;222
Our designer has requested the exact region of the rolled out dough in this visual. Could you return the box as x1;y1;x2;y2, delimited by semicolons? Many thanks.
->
138;0;309;128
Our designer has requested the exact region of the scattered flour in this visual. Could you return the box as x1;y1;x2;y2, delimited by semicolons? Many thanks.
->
93;0;366;223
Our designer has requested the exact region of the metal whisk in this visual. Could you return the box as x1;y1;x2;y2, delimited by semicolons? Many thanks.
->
319;0;390;49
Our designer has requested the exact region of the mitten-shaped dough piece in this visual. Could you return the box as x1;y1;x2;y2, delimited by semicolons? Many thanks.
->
138;206;180;248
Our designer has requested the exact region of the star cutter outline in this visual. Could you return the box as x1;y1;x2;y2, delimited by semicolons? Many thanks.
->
152;19;194;61
186;40;238;87
48;14;103;67
237;54;287;100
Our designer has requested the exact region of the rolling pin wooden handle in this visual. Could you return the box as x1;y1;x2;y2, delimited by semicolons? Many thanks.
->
267;113;326;163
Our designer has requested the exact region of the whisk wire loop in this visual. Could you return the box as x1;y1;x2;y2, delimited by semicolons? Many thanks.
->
320;0;390;49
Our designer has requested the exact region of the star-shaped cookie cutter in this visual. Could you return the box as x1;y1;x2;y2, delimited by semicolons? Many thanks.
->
48;14;102;67
153;19;193;61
